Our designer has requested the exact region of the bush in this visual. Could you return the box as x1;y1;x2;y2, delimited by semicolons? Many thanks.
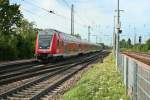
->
0;38;17;60
0;20;36;61
120;39;150;52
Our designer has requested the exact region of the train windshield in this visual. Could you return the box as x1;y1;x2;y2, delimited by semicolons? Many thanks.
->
38;34;52;49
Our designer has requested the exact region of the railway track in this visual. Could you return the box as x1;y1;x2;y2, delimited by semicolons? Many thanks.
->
0;59;39;78
0;53;99;85
0;51;108;100
0;59;36;70
122;52;150;65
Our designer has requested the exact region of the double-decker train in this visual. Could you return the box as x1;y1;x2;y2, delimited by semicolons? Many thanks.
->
35;29;102;60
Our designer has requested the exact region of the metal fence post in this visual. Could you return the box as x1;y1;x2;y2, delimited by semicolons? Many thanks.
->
133;62;138;100
119;54;150;99
126;57;129;95
122;55;124;77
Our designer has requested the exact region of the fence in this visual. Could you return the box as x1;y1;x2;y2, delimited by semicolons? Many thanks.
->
118;53;150;100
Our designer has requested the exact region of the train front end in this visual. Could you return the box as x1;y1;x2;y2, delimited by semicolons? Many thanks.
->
35;30;54;60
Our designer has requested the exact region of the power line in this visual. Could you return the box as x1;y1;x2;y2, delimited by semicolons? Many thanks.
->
32;1;85;29
21;6;70;31
61;0;90;25
21;7;43;18
22;0;70;20
62;0;71;8
21;0;89;33
74;10;89;25
23;0;49;12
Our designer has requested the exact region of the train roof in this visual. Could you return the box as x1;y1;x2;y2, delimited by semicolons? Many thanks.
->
38;29;55;35
38;29;100;46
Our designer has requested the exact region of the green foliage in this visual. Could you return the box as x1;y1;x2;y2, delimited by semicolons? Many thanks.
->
127;38;132;47
63;54;130;100
0;1;22;36
0;2;36;61
145;39;150;51
120;38;150;52
0;34;18;60
0;19;36;60
16;19;36;58
120;38;132;49
74;33;81;39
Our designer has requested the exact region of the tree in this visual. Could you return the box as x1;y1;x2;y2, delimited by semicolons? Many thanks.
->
145;39;150;51
0;0;22;36
120;39;127;48
74;33;81;39
127;38;131;46
16;19;37;58
127;38;132;48
0;1;23;60
0;1;39;60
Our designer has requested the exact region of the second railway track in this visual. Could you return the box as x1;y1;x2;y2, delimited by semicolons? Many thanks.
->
122;52;150;65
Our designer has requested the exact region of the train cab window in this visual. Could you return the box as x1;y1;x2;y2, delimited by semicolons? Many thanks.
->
38;31;53;49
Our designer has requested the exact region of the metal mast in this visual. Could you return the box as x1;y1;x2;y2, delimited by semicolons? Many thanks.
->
113;16;116;56
115;0;121;67
88;26;91;42
134;27;136;45
71;4;74;35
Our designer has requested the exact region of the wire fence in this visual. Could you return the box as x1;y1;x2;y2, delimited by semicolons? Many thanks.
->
118;53;150;100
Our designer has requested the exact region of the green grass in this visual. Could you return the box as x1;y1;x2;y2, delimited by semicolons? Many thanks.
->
63;54;130;100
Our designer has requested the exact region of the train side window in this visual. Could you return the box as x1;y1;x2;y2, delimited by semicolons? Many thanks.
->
57;40;60;49
61;41;64;47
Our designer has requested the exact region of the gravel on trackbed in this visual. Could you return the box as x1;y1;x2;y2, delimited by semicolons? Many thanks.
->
42;60;100;100
0;76;39;94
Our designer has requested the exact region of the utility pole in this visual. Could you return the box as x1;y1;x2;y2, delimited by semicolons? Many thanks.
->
99;37;101;43
115;0;122;68
113;16;116;57
92;35;97;43
104;35;112;47
134;27;136;45
96;36;97;43
71;4;74;35
88;26;91;42
129;24;131;35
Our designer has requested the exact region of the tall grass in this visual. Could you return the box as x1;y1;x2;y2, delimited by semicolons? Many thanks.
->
63;54;130;100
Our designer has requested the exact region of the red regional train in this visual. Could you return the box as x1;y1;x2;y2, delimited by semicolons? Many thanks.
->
35;29;102;60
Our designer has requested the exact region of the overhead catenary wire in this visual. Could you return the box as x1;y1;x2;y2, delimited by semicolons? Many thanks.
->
62;0;91;25
22;0;70;21
24;0;89;28
21;6;70;32
61;0;92;35
23;1;87;28
21;7;43;18
74;10;90;26
21;0;89;34
62;0;71;8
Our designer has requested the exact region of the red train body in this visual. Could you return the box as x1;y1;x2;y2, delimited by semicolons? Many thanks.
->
35;29;102;60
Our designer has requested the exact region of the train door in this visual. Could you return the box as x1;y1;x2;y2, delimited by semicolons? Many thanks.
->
57;33;64;54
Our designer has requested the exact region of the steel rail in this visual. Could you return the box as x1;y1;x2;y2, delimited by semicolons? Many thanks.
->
0;53;98;85
0;52;102;99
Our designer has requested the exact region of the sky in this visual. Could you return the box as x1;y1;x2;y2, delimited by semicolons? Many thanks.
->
10;0;150;45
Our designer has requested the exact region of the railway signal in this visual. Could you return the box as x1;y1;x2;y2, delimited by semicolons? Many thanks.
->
139;36;142;44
